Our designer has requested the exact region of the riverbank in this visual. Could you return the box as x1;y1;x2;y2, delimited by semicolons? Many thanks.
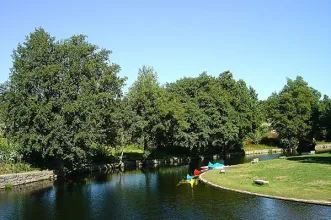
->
200;153;331;206
0;170;56;189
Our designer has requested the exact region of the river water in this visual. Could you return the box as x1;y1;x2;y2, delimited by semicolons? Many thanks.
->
0;154;331;220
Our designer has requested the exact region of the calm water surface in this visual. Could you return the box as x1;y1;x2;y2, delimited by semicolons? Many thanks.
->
1;154;331;220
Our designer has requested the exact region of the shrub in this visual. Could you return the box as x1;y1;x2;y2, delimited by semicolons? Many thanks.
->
5;184;13;191
0;162;36;175
0;138;10;153
0;138;22;163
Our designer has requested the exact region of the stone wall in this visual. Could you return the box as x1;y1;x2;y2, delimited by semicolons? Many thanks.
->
0;171;56;189
315;144;331;153
244;148;283;155
135;157;191;167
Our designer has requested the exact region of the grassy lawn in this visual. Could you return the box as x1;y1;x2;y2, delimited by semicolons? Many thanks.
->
243;144;278;152
121;145;187;160
203;153;331;202
122;145;144;154
316;141;331;145
121;145;144;160
0;163;37;175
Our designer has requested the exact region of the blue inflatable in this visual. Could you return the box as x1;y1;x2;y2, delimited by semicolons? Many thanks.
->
214;162;224;168
208;162;214;168
208;162;225;169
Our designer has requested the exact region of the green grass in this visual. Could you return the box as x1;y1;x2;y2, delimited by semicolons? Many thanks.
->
121;145;144;160
121;145;186;160
203;153;331;202
243;144;278;152
0;163;37;175
316;141;331;145
123;145;144;154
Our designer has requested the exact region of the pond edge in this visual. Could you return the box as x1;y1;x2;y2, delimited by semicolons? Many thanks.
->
0;170;56;189
199;171;331;207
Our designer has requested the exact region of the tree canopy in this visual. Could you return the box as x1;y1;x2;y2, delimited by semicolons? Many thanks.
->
1;28;330;171
3;28;125;171
166;71;262;156
265;76;320;151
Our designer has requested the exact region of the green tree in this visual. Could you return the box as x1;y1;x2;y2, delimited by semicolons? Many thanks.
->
128;66;163;153
3;28;125;172
246;125;269;144
0;82;8;137
266;76;320;151
317;95;331;141
167;71;261;156
128;66;188;156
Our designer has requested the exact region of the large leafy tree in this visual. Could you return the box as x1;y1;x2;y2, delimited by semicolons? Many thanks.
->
167;71;261;155
128;66;188;155
128;66;162;152
4;28;125;171
265;76;320;151
166;74;213;154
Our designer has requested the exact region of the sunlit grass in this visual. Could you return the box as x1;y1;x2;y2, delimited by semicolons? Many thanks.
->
203;153;331;201
123;145;144;154
316;141;331;145
0;163;37;175
243;144;278;152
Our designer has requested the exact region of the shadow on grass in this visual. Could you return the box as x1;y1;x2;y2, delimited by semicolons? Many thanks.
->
287;153;331;165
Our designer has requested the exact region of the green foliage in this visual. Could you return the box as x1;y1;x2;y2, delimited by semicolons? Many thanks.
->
142;150;151;159
316;95;331;141
2;28;331;172
246;125;269;144
316;141;331;145
3;28;125;172
0;82;8;138
166;71;262;155
265;76;320;151
128;66;188;154
0;138;21;163
0;138;10;153
128;66;162;151
5;184;13;191
0;162;36;175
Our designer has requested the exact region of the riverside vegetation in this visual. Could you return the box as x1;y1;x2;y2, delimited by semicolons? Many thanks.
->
1;28;331;174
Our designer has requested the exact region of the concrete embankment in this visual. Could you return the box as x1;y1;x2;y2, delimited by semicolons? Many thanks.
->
315;144;331;153
0;170;56;189
244;149;283;155
135;157;191;167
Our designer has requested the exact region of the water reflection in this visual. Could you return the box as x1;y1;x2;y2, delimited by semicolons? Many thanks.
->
0;153;330;220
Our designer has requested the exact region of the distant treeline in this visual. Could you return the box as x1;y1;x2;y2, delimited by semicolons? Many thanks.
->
0;29;330;172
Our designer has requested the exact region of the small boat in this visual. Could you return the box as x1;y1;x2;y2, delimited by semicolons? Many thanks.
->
189;179;198;187
189;179;194;187
177;179;198;187
194;169;201;176
213;162;225;169
208;162;215;169
207;162;225;169
201;166;208;171
177;179;195;187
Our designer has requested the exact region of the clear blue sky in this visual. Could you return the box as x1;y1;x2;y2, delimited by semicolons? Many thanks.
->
1;0;330;99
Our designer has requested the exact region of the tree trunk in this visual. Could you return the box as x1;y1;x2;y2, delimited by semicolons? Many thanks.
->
144;137;148;152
